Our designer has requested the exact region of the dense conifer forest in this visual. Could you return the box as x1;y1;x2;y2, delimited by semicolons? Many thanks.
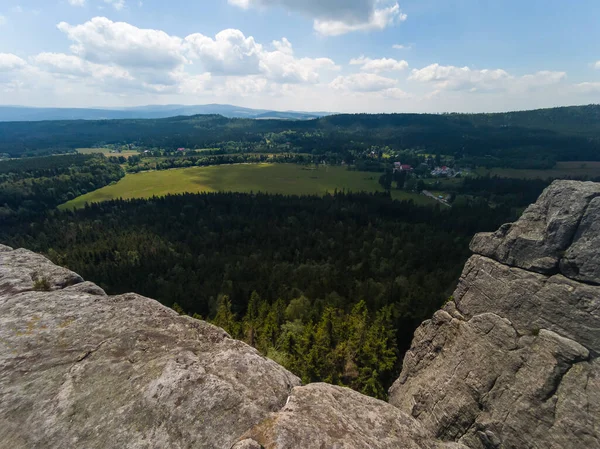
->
2;105;599;167
2;191;521;397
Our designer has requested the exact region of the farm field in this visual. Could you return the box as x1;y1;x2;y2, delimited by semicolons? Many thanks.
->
77;148;140;158
60;163;436;209
475;161;600;179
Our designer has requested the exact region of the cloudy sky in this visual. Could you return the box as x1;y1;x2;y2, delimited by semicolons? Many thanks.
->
1;0;599;113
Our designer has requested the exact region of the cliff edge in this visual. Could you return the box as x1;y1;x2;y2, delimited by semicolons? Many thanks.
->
1;180;598;448
390;180;600;449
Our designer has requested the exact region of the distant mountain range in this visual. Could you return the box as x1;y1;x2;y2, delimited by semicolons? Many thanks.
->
0;104;333;122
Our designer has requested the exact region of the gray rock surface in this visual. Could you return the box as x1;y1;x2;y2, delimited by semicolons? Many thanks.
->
238;383;468;449
391;181;600;449
0;246;300;449
470;180;600;276
561;195;600;284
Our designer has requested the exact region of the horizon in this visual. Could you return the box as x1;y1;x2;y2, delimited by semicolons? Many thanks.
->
0;0;599;113
1;102;598;117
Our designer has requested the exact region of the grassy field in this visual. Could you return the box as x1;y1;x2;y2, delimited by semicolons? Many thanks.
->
475;161;600;179
77;148;140;158
60;163;436;209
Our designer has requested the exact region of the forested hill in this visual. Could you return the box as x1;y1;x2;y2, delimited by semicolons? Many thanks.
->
1;105;599;164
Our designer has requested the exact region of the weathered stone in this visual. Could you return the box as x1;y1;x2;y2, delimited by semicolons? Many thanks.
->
231;439;263;449
454;255;600;355
240;383;468;449
470;180;600;275
391;181;600;449
0;247;83;295
0;247;301;449
561;196;600;284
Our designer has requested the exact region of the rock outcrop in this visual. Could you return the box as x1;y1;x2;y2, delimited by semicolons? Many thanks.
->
390;180;600;449
1;180;598;448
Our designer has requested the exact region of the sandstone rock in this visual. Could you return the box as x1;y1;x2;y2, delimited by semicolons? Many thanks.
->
561;195;600;284
391;181;600;449
239;383;468;449
470;180;600;275
0;247;300;449
453;255;600;355
0;247;83;295
231;439;263;449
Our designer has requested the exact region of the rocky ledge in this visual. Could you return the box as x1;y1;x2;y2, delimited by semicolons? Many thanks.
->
1;180;599;448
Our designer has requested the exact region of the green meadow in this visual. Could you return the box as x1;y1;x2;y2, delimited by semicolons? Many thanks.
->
475;161;600;179
60;163;436;209
77;148;140;158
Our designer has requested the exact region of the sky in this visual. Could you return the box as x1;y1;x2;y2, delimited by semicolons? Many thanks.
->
0;0;599;113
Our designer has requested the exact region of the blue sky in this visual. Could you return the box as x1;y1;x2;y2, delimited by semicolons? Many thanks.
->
0;0;599;112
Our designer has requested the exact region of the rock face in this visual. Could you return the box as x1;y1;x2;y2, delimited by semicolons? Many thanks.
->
0;247;300;449
390;180;600;449
1;180;598;449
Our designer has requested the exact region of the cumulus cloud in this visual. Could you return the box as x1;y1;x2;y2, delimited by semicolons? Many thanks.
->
0;53;28;71
572;82;600;94
57;18;186;70
330;73;398;92
229;0;406;36
185;31;338;83
68;0;86;6
0;53;31;91
315;4;406;36
32;52;132;81
350;56;408;73
409;63;566;93
185;29;262;75
594;61;600;70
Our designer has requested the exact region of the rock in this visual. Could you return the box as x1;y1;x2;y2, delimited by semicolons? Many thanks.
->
470;180;600;275
453;255;600;355
561;196;600;284
239;383;468;449
0;248;83;295
391;181;600;449
231;439;263;449
0;247;300;449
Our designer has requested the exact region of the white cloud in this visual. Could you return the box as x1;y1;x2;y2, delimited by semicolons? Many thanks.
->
350;56;408;73
572;82;600;94
185;29;262;75
32;52;132;81
594;61;600;70
314;4;406;36
392;44;411;50
229;0;406;36
104;0;126;10
68;0;86;6
185;31;338;83
409;63;566;93
0;53;27;71
57;18;187;71
330;73;398;92
0;15;6;26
